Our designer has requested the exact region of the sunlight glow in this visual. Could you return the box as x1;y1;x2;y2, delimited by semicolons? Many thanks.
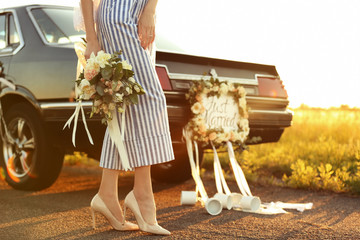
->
3;0;360;108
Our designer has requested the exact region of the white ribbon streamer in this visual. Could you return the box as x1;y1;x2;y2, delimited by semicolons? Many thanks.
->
211;142;231;195
227;141;252;196
182;130;313;215
107;106;131;171
194;141;200;196
184;129;209;203
63;100;94;146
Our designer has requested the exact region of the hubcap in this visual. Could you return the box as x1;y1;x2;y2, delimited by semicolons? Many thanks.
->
3;117;35;180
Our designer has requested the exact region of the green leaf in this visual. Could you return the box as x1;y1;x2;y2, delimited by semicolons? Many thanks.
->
101;65;113;80
75;79;82;86
123;69;134;79
104;94;112;103
96;84;105;96
128;94;139;104
113;62;123;80
101;118;107;125
89;73;101;85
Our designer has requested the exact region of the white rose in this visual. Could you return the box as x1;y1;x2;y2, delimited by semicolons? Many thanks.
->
205;81;213;88
128;77;135;83
228;83;235;92
94;99;102;106
212;85;219;92
238;86;246;97
243;126;250;135
79;79;90;91
239;98;247;110
79;79;96;99
239;132;247;142
219;83;229;95
191;102;202;114
122;60;133;70
194;116;204;125
108;102;116;111
125;87;132;94
95;50;111;68
115;93;124;102
203;88;210;94
134;85;140;93
239;119;249;128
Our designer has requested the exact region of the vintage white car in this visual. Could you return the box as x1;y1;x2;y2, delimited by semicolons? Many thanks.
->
0;4;292;190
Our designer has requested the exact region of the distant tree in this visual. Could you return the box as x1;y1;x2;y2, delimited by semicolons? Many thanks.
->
298;103;310;110
340;104;350;110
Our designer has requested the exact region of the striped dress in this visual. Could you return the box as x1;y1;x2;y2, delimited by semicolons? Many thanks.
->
96;0;174;170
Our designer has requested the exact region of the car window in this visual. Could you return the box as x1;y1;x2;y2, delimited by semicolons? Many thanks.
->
31;8;85;44
9;14;20;46
0;15;5;49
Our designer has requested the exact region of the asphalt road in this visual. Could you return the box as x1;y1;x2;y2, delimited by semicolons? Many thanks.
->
0;165;360;240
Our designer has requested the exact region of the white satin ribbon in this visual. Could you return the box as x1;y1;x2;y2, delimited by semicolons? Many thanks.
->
211;142;231;195
107;106;131;171
184;129;209;203
63;100;94;147
227;141;252;196
194;141;200;196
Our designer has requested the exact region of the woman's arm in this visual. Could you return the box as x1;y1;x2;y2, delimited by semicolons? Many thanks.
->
138;0;158;49
81;0;101;59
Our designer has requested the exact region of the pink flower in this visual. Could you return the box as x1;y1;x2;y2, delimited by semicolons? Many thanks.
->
101;103;108;114
84;61;100;80
195;94;202;102
105;81;112;87
229;131;235;141
209;132;217;141
199;123;207;133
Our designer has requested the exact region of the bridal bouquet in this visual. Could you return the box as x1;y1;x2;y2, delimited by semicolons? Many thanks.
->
76;50;145;124
64;42;145;170
64;45;145;153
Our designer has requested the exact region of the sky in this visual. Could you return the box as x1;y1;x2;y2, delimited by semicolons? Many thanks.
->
3;0;360;108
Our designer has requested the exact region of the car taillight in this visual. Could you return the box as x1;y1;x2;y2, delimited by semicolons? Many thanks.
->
155;66;172;90
257;76;288;98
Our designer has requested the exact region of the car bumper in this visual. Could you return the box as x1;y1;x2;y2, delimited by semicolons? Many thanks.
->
39;92;293;145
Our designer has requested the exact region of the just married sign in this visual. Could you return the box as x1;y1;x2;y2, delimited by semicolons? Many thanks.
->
185;78;249;146
202;95;240;132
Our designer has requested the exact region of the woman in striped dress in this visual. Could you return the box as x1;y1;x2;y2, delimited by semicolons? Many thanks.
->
80;0;174;235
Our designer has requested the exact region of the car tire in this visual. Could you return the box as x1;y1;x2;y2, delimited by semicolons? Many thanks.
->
0;102;64;191
151;142;203;183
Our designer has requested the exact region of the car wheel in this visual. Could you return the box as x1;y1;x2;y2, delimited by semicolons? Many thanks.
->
0;102;64;190
151;142;203;183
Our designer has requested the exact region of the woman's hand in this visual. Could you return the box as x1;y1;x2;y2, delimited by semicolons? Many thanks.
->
138;9;156;49
85;39;102;59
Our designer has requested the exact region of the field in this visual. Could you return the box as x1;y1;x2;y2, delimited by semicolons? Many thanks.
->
202;108;360;194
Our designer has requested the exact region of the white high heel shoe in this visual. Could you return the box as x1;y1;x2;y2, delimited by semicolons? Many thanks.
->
124;190;171;235
90;194;139;231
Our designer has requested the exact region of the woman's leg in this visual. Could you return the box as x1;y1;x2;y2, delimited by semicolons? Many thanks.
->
97;168;124;222
133;166;157;225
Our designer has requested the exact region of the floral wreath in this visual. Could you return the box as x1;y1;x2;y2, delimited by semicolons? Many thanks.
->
185;77;250;147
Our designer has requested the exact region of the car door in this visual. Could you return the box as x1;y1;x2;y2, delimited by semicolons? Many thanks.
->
0;10;23;76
